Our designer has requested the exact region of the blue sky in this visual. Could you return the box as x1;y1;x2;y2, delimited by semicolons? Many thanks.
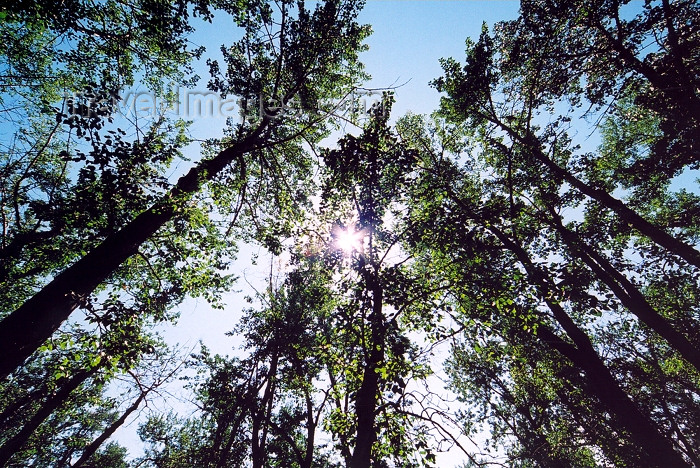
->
153;1;522;142
359;1;520;116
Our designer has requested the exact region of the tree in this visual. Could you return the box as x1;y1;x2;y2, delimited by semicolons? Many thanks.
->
1;0;210;302
3;1;698;465
136;98;441;468
70;350;185;468
317;97;439;467
422;5;699;465
0;306;176;467
0;0;370;378
447;331;601;467
0;0;225;386
79;442;130;468
497;0;699;176
396;106;697;466
137;262;338;468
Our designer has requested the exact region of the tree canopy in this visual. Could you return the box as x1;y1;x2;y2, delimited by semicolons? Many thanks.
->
1;0;698;467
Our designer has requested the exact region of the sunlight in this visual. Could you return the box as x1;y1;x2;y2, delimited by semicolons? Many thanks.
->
336;227;363;254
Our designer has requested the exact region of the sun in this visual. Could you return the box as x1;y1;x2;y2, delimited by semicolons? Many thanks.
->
336;227;363;254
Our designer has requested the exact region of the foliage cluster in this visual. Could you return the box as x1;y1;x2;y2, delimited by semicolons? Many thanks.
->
1;0;698;467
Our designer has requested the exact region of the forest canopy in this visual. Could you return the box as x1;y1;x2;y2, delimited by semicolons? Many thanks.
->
0;0;698;467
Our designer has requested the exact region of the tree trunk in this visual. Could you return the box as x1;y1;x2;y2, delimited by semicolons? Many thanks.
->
215;406;249;468
486;225;690;468
0;122;268;379
350;279;384;468
251;352;278;468
487;118;700;269
521;132;700;268
547;212;700;371
71;391;146;467
302;388;316;468
535;325;690;468
0;367;96;466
